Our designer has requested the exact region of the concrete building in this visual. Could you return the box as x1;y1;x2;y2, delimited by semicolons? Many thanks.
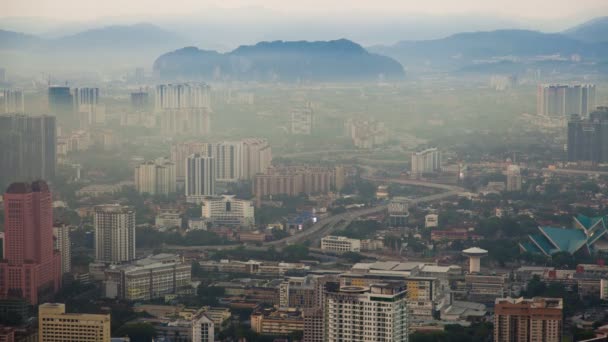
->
211;141;243;182
279;275;319;309
130;91;149;111
388;197;409;228
1;89;24;114
103;254;191;301
53;224;71;274
344;118;389;149
506;165;522;192
602;279;608;300
494;297;563;342
201;195;254;227
94;204;136;264
0;326;14;342
425;214;439;229
134;158;177;195
321;236;361;253
325;283;409;342
48;86;74;126
156;83;211;137
38;303;111;342
171;142;211;182
537;84;595;117
462;247;488;274
411;147;441;177
251;308;304;335
291;104;313;135
253;166;342;201
185;154;216;203
0;181;62;306
155;209;182;229
242;138;272;180
191;312;215;342
567;107;608;164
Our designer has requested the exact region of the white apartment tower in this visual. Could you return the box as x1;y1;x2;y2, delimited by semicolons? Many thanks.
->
411;147;441;177
291;104;314;135
242;138;272;179
1;89;25;114
156;83;211;136
94;204;136;264
185;154;216;203
325;283;409;342
506;164;522;192
134;158;177;195
537;84;596;117
53;224;71;274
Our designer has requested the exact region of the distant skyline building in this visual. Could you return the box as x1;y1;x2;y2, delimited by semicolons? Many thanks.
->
1;89;24;114
131;90;149;111
505;164;522;191
0;181;62;305
567;107;608;164
0;114;56;189
134;158;177;195
185;154;216;203
94;204;136;264
537;84;596;117
494;297;563;342
242;138;272;180
411;147;441;177
48;86;74;125
212;141;243;182
155;83;211;110
291;104;314;135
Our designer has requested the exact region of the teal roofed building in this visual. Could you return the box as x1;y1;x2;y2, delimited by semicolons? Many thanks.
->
520;214;608;256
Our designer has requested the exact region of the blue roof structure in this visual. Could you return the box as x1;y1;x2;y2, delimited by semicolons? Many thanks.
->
521;215;608;256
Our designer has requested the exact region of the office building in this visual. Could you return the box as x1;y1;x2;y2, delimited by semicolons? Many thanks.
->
251;308;304;335
53;224;71;274
130;91;149;111
0;115;56;189
567;107;608;164
321;236;361;253
94;204;136;264
242;138;272;179
291;104;313;135
325;283;409;342
388;197;409;228
0;181;62;305
494;297;563;342
279;275;320;309
47;86;74;125
192;312;215;342
506;165;522;191
185;154;216;203
411;147;441;177
201;195;254;227
1;89;24;114
537;84;596;117
38;303;111;342
134;158;177;195
103;254;191;301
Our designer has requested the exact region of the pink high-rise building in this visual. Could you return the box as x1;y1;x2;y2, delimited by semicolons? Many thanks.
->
0;181;62;305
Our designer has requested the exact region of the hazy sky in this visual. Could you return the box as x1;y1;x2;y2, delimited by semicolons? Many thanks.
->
4;0;608;21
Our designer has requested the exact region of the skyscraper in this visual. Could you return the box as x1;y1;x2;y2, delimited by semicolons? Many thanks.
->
134;158;177;195
185;154;216;203
567;107;608;164
212;141;243;182
537;84;596;117
242;138;272;180
0;181;62;305
48;86;74;125
325;282;409;342
156;83;211;136
494;297;563;342
171;142;212;182
0;114;56;190
1;89;25;114
411;147;441;177
505;165;522;192
130;90;149;111
94;204;136;264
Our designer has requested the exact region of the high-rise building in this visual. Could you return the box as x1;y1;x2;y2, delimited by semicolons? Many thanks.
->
156;83;211;136
242;138;272;180
48;86;74;125
494;297;563;342
185;154;216;203
252;166;341;201
0;114;56;190
212;141;243;182
201;195;255;227
411;147;441;177
1;89;24;114
388;197;409;228
94;204;136;264
53;224;71;275
134;158;176;195
537;84;596;117
567;107;608;164
171;142;211;182
38;303;111;342
325;282;409;342
291;104;314;135
130;91;149;111
73;87;103;128
0;181;62;305
505;165;522;192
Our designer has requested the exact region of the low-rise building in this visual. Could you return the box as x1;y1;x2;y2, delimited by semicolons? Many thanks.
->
321;236;361;253
201;195;254;227
38;303;111;342
251;308;304;335
155;209;182;229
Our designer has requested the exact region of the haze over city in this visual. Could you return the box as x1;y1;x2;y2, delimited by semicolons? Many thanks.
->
1;1;608;342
